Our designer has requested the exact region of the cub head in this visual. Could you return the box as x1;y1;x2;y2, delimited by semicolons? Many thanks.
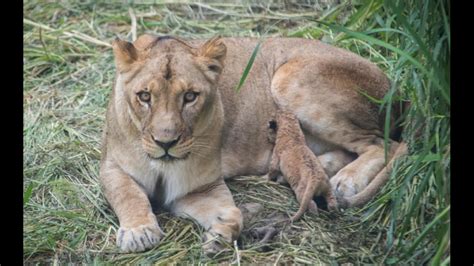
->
268;110;304;144
111;34;226;161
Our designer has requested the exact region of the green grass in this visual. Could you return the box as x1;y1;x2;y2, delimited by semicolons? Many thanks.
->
24;0;450;264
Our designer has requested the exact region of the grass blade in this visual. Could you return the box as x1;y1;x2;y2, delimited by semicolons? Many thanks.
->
23;182;35;207
401;205;450;261
430;224;449;266
234;42;261;92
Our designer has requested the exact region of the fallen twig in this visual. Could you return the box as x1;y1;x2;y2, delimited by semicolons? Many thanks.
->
24;18;112;48
128;7;137;42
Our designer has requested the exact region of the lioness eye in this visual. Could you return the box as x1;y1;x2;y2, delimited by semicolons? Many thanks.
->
184;91;198;103
137;91;151;102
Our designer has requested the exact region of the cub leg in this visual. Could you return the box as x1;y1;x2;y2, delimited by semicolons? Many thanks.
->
323;182;338;211
263;150;285;184
100;161;163;253
170;178;243;255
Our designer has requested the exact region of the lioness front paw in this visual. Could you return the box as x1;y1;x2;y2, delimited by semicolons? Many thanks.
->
117;223;163;253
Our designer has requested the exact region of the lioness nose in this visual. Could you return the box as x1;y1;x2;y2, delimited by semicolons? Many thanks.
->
154;135;180;151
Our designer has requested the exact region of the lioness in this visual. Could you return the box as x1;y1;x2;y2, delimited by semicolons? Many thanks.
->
100;34;404;253
264;110;337;221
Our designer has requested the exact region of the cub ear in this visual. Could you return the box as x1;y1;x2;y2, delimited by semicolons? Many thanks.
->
112;38;138;72
196;36;227;81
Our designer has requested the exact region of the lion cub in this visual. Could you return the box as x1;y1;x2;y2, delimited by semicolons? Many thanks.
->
265;110;337;221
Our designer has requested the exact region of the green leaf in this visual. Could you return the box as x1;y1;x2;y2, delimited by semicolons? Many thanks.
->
430;224;449;266
386;257;398;264
23;182;35;207
410;153;441;163
357;88;384;104
234;42;261;93
403;205;450;258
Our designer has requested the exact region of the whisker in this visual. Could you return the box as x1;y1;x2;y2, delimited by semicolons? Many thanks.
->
190;151;210;159
190;143;218;148
191;141;220;147
191;146;220;152
193;133;222;138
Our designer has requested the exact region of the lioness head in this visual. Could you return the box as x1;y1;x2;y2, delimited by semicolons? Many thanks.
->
112;34;226;162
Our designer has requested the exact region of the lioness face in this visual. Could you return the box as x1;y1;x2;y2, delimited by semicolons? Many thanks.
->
112;36;226;161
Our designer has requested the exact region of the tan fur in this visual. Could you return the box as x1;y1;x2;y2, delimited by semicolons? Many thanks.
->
264;111;337;222
102;35;241;253
338;142;408;208
100;34;404;253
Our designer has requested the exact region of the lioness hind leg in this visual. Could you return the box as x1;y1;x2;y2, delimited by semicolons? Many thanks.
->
310;123;392;199
329;144;386;198
274;111;389;200
270;58;393;201
316;150;356;178
170;178;243;256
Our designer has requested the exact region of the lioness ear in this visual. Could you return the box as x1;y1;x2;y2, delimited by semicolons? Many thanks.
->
197;36;227;81
198;36;226;62
112;38;138;73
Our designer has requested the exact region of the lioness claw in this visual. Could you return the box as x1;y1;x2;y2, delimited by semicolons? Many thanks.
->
117;224;163;253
